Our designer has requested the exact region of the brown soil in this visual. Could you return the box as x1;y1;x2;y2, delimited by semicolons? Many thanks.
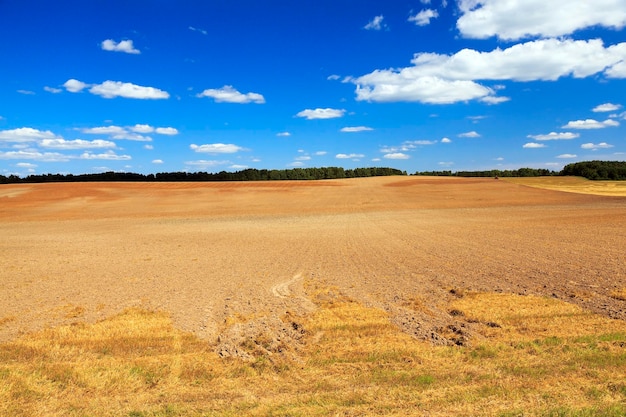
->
1;176;625;347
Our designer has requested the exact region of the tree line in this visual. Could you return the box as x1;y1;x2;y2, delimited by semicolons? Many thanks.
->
0;166;406;184
561;161;626;180
2;161;625;184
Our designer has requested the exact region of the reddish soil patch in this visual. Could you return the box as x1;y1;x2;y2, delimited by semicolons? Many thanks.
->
1;176;625;344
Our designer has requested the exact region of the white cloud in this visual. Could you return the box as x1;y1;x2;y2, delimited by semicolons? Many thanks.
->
340;126;373;132
190;143;245;153
384;153;411;159
144;144;154;150
277;132;291;137
327;74;341;81
288;161;305;167
364;15;386;30
40;139;116;149
155;127;179;135
336;153;365;159
296;108;346;119
439;161;454;167
354;38;626;104
523;142;546;148
0;127;60;143
184;160;230;169
527;132;580;140
0;150;69;161
131;124;154;133
79;150;131;160
457;0;626;40
295;156;311;161
315;151;327;156
189;26;208;35
557;154;578;159
101;39;140;54
16;162;37;168
562;119;620;129
441;137;451;143
17;90;35;95
44;86;62;93
581;142;614;150
197;85;265;104
89;81;169;99
458;131;481;138
82;126;127;135
152;159;164;164
593;103;622;112
408;9;439;26
63;79;89;93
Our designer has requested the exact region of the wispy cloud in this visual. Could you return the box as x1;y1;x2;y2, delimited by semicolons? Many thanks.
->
458;131;481;138
340;126;373;132
408;9;438;26
527;132;580;140
383;152;410;159
364;15;386;31
336;153;364;159
190;143;246;153
296;108;345;120
197;85;265;104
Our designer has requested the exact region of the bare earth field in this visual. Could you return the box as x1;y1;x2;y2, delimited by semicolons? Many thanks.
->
3;176;626;415
1;176;625;345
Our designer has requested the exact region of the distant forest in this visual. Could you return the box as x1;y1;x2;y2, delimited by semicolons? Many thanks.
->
1;161;625;184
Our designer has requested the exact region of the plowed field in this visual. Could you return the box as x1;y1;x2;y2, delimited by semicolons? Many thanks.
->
1;176;625;344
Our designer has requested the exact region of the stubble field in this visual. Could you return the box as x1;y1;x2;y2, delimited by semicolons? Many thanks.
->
1;176;626;416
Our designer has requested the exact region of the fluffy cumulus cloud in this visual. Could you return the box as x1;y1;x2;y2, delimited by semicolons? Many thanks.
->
197;85;265;104
63;79;89;93
336;153;365;159
383;153;410;159
458;131;481;138
408;9;439;26
340;126;373;132
40;139;116;150
101;39;140;54
364;15;386;30
353;38;626;104
581;142;614;150
527;132;580;140
593;103;623;112
190;143;245;154
456;0;626;40
64;79;169;99
0;150;69;161
81;124;177;141
562;119;620;129
441;137;452;143
296;108;346;119
523;142;546;148
79;151;131;160
0;127;61;143
89;81;169;99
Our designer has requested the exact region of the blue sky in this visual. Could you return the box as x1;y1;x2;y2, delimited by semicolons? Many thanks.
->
1;0;626;176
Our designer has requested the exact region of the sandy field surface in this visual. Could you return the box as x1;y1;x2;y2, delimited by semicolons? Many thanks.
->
1;176;625;346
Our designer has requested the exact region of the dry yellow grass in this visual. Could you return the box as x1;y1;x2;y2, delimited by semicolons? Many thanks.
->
503;176;626;196
1;287;625;416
